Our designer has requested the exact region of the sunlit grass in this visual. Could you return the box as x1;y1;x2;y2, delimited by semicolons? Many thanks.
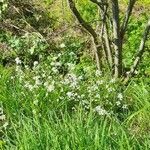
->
0;64;150;149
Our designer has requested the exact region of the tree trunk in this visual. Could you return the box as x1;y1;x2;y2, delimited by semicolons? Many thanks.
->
111;0;122;78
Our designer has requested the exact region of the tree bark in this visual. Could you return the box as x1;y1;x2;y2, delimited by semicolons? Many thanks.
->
120;0;137;41
111;0;122;78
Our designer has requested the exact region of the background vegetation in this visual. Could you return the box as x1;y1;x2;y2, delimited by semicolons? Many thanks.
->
0;0;150;149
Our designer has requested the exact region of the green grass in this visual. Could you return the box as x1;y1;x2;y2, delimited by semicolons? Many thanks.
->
0;1;150;149
0;65;150;150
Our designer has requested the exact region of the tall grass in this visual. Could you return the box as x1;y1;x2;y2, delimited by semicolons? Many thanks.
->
0;65;150;150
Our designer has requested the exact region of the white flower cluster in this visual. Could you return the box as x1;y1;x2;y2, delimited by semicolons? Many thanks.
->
0;107;8;129
94;106;108;116
15;57;21;65
44;81;55;92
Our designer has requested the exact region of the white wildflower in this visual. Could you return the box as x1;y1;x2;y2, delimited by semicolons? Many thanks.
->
117;93;123;100
25;83;34;91
47;84;55;92
58;53;62;57
60;43;66;48
95;94;100;98
10;76;14;79
55;62;61;66
35;78;42;85
122;104;128;109
50;62;55;66
52;67;58;73
25;65;29;69
33;100;38;106
108;87;114;92
95;70;102;77
94;106;108;116
96;80;104;85
66;92;73;98
15;57;21;65
33;61;38;67
44;81;49;87
116;101;121;106
0;114;6;121
52;56;58;61
110;78;116;83
3;122;8;129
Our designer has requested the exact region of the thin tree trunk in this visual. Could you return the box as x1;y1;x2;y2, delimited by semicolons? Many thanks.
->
120;0;136;41
111;0;122;78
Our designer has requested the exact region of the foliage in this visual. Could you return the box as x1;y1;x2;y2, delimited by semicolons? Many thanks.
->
0;0;150;149
0;55;150;149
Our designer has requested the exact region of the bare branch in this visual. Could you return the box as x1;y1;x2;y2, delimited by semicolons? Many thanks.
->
68;0;97;38
90;0;108;10
120;0;137;40
68;0;102;70
124;19;150;84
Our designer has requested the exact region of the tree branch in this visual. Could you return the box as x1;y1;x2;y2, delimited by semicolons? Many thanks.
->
120;0;137;41
68;0;102;70
90;0;108;10
68;0;97;38
124;19;150;84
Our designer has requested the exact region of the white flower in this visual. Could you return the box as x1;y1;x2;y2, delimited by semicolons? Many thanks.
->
94;106;108;116
10;76;14;79
96;80;104;85
70;52;75;55
55;62;61;66
47;84;55;92
81;94;85;98
60;43;66;48
66;92;73;98
95;94;100;98
44;81;49;87
108;87;114;92
33;61;38;67
3;122;8;129
95;70;102;77
33;100;38;105
110;78;116;83
50;62;55;66
25;83;34;91
117;93;123;100
15;57;21;65
52;56;58;61
122;104;128;109
116;101;121;106
35;79;42;85
0;114;6;121
52;67;58;73
58;53;62;57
